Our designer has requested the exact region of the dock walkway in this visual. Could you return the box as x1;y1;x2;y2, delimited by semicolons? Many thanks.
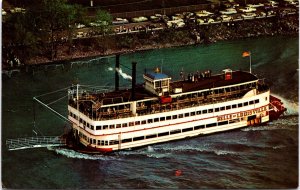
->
6;136;67;151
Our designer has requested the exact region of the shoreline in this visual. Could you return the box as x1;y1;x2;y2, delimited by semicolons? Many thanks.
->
3;15;299;70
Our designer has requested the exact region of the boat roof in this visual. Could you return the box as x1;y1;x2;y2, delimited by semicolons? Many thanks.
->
84;70;258;104
144;72;170;80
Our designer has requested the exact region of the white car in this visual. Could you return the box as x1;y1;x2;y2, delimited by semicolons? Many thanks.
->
2;9;7;16
220;8;237;14
196;18;204;24
195;10;213;17
113;18;129;25
247;3;264;7
242;13;257;19
220;15;233;21
131;16;148;23
205;18;214;23
239;7;256;13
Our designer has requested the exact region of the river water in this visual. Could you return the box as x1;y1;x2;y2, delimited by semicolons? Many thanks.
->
2;36;298;189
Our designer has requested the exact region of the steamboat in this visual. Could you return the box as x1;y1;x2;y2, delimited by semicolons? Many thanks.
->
67;55;286;153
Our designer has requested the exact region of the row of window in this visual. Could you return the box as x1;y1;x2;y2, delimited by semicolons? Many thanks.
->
70;99;260;131
80;118;241;146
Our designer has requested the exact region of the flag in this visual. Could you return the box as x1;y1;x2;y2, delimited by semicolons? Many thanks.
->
242;51;250;57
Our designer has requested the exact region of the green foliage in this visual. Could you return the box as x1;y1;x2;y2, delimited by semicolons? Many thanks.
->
92;10;113;35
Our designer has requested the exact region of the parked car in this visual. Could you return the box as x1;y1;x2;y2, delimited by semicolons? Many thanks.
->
195;10;213;17
2;9;7;16
247;3;264;7
220;15;233;21
239;7;256;12
113;18;129;25
196;18;205;24
242;13;257;19
220;8;237;14
205;18;214;23
131;16;148;23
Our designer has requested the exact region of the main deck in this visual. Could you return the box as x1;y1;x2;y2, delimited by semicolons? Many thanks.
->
68;70;268;121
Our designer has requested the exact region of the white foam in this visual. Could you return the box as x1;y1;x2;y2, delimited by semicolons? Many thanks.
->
47;147;120;160
271;94;299;115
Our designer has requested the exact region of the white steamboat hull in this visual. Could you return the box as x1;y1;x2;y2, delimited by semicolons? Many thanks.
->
69;91;270;152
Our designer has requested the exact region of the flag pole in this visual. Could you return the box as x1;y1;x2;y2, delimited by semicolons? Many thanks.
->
249;51;252;73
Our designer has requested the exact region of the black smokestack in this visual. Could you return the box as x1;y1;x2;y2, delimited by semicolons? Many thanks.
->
115;54;120;91
131;61;137;101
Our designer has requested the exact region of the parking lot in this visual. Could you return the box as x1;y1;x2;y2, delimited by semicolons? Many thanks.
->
72;0;298;38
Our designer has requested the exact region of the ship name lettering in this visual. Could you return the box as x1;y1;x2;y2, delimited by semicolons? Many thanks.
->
217;106;267;121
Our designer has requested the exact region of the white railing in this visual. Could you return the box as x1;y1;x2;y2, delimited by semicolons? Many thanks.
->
6;136;67;151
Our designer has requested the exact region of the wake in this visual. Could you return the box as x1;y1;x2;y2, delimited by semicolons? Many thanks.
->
47;147;121;160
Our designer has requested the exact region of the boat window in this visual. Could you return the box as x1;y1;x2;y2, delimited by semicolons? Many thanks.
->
185;112;190;117
87;123;90;128
116;124;121;128
243;102;249;106
172;115;178;119
226;105;231;110
97;140;101;145
194;125;205;130
166;116;171;120
238;103;243;107
122;138;132;143
146;134;157;139
100;141;105;145
96;126;102;130
109;124;115;129
90;125;94;130
196;110;201;115
154;118;159;122
141;120;147;124
206;123;217;128
109;140;119;145
104;141;109;145
179;114;184;118
135;121;140;125
220;107;225;111
232;104;237;108
255;99;259;103
218;121;229;126
79;118;83;123
160;117;165;121
170;129;181;134
93;139;96;144
129;122;134;126
215;108;219;112
122;123;128;127
133;136;144;141
229;118;240;123
191;112;196;116
148;119;153;123
158;132;169;137
103;125;108;129
208;109;213;113
203;110;207;114
249;100;254;105
182;127;193;132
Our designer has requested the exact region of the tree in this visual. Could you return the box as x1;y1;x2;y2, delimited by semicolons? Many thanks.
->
92;10;113;36
2;12;39;65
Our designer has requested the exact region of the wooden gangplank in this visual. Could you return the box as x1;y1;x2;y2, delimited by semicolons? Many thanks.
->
6;136;67;151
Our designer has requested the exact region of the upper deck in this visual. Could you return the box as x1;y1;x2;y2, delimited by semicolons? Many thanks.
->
68;69;268;121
